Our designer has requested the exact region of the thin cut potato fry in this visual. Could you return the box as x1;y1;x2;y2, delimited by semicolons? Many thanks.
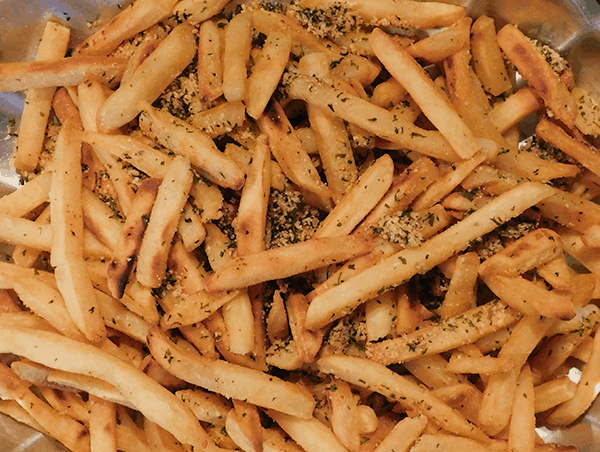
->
81;187;124;249
534;376;577;413
0;171;51;217
76;0;177;56
188;101;247;139
287;73;459;161
138;101;245;190
438;252;479;318
121;36;164;87
267;409;349;452
367;300;521;365
406;18;471;64
496;24;577;128
372;415;427;452
318;355;489;442
145;420;187;452
177;388;232;424
246;31;293;119
0;326;210;448
148;326;316;418
107;178;160;299
197;20;223;103
173;0;230;23
0;400;47;434
488;87;543;134
326;379;361;451
305;182;553;330
206;235;372;292
370;28;480;159
137;156;193;288
470;16;512;96
409;434;495;452
90;396;117;452
295;0;466;29
12;21;71;171
508;364;536;452
97;24;197;132
0;57;127;92
0;363;91;452
223;11;253;103
314;154;394;238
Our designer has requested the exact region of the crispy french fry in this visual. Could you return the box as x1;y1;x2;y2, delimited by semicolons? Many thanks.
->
177;388;232;425
318;355;489;442
470;16;512;96
509;364;536;452
222;11;253;103
76;0;177;56
173;0;231;23
496;24;577;128
188;101;247;139
137;156;193;288
406;18;471;64
138;102;245;190
370;28;480;159
488;87;543;134
438;252;479;318
534;376;577;413
305;182;553;330
90;396;117;452
148;327;316;418
197;20;223;103
12;21;70;171
206;235;371;292
0;57;127;92
121;36;164;87
372;415;427;452
0;172;51;217
97;24;197;132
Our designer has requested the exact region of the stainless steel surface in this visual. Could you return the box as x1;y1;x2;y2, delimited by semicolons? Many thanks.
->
0;0;599;451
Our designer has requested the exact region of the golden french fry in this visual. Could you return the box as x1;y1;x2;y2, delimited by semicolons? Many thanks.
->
188;101;247;139
0;172;51;217
406;18;471;64
370;28;480;159
138;102;245;190
97;24;197;132
206;235;372;292
90;396;117;452
470;16;512;96
148;326;316;418
534;376;577;413
76;0;177;56
0;57;127;92
197;20;223;103
318;355;489;442
173;0;230;23
372;415;428;452
496;24;577;128
488;87;542;134
177;388;232;425
137;156;193;288
222;11;253;103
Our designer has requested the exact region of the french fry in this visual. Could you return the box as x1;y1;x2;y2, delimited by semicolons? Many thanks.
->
138;102;245;190
534;376;577;413
317;355;489;442
76;0;177;56
370;28;480;159
438;252;479;318
488;87;543;134
206;235;372;292
546;324;600;426
0;364;91;451
372;415;427;452
295;0;466;30
0;171;51;217
177;388;232;424
305;182;553;330
365;291;396;342
12;21;70;171
258;100;332;203
325;379;361;452
0;400;47;434
145;420;186;452
0;326;210;448
188;101;247;139
222;11;253;103
496;24;577;128
107;178;160;299
173;0;231;23
470;16;512;96
403;354;469;389
0;57;127;92
508;364;536;452
246;32;293;119
197;20;223;103
137;156;193;288
90;396;117;452
81;187;124;249
409;434;496;452
406;18;471;64
148;327;316;418
121;36;164;87
178;202;207;252
97;24;197;132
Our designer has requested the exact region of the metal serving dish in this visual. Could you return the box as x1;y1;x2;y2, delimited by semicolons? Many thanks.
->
0;0;599;450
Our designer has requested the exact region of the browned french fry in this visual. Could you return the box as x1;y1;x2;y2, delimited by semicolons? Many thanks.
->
137;156;193;288
258;100;332;203
470;16;512;96
206;235;371;292
0;57;127;92
148;326;316;418
76;0;177;56
107;178;160;299
97;24;197;132
370;28;480;159
318;355;489;442
496;24;577;128
306;182;553;330
0;362;91;452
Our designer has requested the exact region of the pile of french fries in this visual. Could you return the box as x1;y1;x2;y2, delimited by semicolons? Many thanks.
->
1;0;600;450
